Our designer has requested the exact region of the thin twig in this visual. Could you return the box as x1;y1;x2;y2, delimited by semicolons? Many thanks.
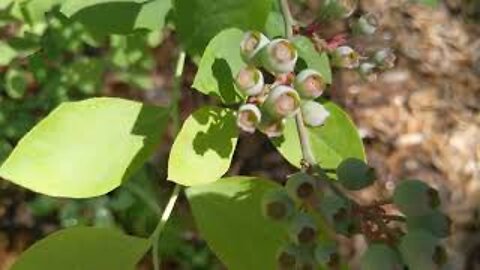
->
151;184;182;270
151;50;186;270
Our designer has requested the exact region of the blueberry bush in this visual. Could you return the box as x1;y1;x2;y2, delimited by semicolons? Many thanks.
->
0;0;451;269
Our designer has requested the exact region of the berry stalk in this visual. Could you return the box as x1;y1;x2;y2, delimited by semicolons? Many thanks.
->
278;0;317;168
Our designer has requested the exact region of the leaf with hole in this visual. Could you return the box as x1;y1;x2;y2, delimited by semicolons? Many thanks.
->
193;28;246;104
168;106;238;186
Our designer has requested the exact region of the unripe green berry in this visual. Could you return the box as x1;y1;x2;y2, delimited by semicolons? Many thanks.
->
276;244;300;270
407;211;451;238
300;101;330;127
235;67;264;96
285;172;317;202
296;252;318;270
314;241;337;265
393;180;440;217
294;69;326;99
240;31;269;64
352;13;379;35
399;230;445;270
336;158;375;191
236;104;261;133
261;188;294;221
360;244;402;270
319;193;355;235
289;213;318;245
258;118;285;138
358;62;376;76
264;85;301;119
373;48;396;70
331;46;360;69
261;39;298;74
320;0;358;20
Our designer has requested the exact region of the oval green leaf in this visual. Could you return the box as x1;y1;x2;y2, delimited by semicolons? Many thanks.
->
0;97;169;198
186;177;286;270
168;106;238;186
173;0;272;54
12;227;149;270
193;28;246;104
60;0;171;35
293;36;332;84
272;100;365;172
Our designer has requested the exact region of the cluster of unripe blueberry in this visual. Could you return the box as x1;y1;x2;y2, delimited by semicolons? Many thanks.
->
262;158;451;270
235;31;330;137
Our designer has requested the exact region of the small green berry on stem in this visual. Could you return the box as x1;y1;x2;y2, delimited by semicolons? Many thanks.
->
236;104;261;133
331;46;361;69
264;85;301;119
314;241;337;265
300;101;330;127
286;172;317;202
294;69;326;99
289;213;318;245
358;62;377;81
295;252;318;270
336;158;376;191
352;13;379;36
399;230;445;270
320;0;358;21
393;179;440;217
262;39;298;74
258;117;286;138
276;244;300;270
373;48;396;70
406;211;451;238
235;67;264;96
261;188;295;221
240;31;270;64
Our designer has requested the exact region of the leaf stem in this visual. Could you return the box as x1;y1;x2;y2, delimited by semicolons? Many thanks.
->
150;184;182;270
171;50;186;134
279;0;294;39
150;50;186;270
278;0;317;167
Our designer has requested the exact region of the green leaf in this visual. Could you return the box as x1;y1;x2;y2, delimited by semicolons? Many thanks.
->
60;0;147;16
134;0;172;31
0;97;169;198
264;11;285;38
272;100;365;172
173;0;272;54
12;227;149;270
0;42;17;66
293;36;332;84
187;177;285;270
168;106;238;186
192;28;245;104
11;0;62;24
60;0;171;35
